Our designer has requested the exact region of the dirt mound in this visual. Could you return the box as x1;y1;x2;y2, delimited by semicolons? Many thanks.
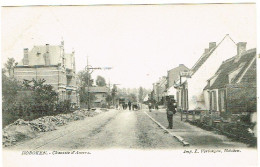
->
3;119;37;147
2;109;103;147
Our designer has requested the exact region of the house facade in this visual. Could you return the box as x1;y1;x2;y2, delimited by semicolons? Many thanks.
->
204;46;256;113
175;34;238;111
14;41;80;107
166;64;189;97
167;64;189;89
88;86;109;108
152;76;167;104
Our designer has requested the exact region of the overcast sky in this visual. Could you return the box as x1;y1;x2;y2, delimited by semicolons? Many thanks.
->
1;4;256;89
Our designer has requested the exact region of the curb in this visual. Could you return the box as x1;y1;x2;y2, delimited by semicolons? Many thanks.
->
144;111;190;147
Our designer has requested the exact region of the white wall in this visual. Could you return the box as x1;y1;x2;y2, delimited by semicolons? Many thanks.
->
187;36;237;110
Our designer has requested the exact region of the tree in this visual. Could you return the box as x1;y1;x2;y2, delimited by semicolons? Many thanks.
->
129;93;137;102
111;84;117;105
2;78;59;126
96;75;106;87
77;70;95;107
4;58;16;77
78;70;93;87
2;71;22;104
138;87;144;103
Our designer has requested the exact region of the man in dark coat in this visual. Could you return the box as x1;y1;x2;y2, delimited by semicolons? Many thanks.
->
128;101;132;110
166;97;176;129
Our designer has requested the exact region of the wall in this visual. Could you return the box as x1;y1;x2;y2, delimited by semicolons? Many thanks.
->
14;66;68;101
226;83;256;113
187;37;237;110
167;65;189;88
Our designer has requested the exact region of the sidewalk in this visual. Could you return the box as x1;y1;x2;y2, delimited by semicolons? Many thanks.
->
144;109;247;148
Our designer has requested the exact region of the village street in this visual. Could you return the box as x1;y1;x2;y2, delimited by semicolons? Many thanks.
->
6;109;246;151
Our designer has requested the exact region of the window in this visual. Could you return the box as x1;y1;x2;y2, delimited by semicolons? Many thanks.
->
176;91;179;107
213;91;217;110
210;91;217;111
220;90;226;111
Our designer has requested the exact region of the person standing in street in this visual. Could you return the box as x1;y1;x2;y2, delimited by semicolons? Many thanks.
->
128;101;132;110
155;102;159;110
148;102;152;112
166;97;176;129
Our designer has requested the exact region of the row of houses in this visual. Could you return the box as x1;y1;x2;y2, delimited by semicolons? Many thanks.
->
150;34;256;114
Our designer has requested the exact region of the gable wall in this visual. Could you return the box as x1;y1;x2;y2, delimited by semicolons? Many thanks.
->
187;37;237;110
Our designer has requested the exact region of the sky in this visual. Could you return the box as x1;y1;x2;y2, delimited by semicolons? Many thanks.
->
1;4;257;89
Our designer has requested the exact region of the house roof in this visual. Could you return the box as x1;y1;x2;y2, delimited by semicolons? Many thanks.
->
205;48;256;90
88;86;109;93
167;64;189;85
17;45;63;66
190;34;236;75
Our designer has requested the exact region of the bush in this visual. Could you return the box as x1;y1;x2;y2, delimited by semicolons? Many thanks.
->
55;100;72;113
2;79;74;127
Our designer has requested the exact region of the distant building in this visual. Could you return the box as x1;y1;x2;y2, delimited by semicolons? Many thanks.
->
14;41;79;107
152;76;167;104
166;64;189;97
167;64;189;89
88;86;109;108
204;47;256;113
174;34;238;111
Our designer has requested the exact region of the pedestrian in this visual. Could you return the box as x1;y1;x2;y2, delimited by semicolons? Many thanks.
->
128;101;132;110
148;102;152;112
166;97;176;129
155;102;159;110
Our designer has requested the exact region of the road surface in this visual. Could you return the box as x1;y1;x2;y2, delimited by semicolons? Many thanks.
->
7;109;182;150
6;108;247;151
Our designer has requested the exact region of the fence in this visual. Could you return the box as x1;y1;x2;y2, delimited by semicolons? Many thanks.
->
180;110;257;147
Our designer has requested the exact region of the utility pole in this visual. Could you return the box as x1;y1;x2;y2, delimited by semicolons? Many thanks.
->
87;57;90;111
85;57;112;111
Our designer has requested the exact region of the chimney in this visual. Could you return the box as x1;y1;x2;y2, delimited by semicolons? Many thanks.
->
23;48;29;66
44;44;50;65
179;64;184;67
209;42;216;51
46;44;49;53
204;48;209;54
237;42;247;55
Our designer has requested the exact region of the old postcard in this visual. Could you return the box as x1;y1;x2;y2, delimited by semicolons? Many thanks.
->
1;2;258;167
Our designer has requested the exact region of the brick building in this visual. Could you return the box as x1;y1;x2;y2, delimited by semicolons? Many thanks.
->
14;41;79;107
167;64;189;89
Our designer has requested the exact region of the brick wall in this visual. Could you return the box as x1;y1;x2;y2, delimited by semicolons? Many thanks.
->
226;83;256;113
14;66;79;106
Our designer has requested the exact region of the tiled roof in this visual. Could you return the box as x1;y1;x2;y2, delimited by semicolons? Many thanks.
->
167;64;189;87
206;48;256;90
18;45;62;66
190;35;236;75
191;47;216;75
88;86;109;93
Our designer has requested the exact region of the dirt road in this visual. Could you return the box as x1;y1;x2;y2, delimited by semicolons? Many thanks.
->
7;109;182;150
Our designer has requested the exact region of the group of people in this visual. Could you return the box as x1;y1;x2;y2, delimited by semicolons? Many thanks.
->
118;101;140;111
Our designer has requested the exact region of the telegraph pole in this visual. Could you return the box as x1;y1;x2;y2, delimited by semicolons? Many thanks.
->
85;57;112;111
87;57;90;111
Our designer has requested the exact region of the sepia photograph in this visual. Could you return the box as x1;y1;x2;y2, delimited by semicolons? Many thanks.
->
1;2;258;167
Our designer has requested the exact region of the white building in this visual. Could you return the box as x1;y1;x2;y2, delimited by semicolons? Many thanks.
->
175;34;237;111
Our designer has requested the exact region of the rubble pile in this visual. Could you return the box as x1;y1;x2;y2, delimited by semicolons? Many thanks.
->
2;109;104;147
3;119;37;147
